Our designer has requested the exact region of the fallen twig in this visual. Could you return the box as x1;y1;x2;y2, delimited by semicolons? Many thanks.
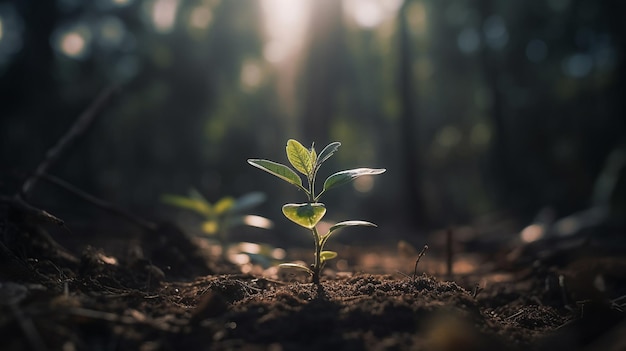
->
41;173;157;231
0;87;118;272
610;294;626;312
0;195;64;227
20;85;117;200
505;309;524;320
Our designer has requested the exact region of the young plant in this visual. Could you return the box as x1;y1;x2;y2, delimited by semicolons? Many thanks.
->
248;139;385;284
162;190;273;247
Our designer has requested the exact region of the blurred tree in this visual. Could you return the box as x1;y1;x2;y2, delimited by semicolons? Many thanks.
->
476;0;511;212
397;0;426;225
299;0;346;144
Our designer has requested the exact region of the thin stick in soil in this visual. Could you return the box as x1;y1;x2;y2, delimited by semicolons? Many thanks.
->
446;227;453;277
413;244;429;279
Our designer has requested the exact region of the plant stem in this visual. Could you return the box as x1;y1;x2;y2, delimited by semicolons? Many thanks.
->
307;178;315;202
310;175;316;200
311;226;322;285
307;172;321;284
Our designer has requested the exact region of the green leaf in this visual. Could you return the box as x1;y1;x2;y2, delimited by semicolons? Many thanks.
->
322;168;386;193
320;251;337;262
188;188;210;203
321;220;377;247
232;192;266;213
316;142;341;167
213;196;235;215
278;263;313;275
286;139;313;176
282;203;326;229
202;220;219;235
247;159;304;190
327;220;377;234
162;194;212;216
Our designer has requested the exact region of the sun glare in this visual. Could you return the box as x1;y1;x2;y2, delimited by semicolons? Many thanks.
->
520;224;544;243
343;0;403;29
260;0;311;63
242;214;274;229
55;26;91;59
111;0;133;6
61;32;86;57
189;5;212;30
150;0;180;34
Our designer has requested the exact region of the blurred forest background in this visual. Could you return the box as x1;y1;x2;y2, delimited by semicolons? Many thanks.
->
1;0;624;247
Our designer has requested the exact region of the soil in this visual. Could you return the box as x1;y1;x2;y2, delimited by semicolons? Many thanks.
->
1;210;625;351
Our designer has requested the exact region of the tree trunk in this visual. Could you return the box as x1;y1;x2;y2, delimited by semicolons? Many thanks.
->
300;0;345;144
398;0;426;225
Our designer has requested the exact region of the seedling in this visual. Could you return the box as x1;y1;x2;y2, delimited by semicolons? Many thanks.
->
248;139;385;284
162;190;273;247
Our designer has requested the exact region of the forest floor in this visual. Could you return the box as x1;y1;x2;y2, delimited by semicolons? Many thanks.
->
1;215;625;351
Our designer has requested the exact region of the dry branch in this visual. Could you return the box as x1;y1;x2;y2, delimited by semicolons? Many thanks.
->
41;173;157;231
20;85;117;200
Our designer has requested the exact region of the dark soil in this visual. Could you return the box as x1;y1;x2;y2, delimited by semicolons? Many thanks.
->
1;212;625;351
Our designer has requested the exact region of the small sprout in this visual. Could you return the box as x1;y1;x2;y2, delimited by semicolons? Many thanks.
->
320;251;338;262
162;190;273;247
248;139;385;285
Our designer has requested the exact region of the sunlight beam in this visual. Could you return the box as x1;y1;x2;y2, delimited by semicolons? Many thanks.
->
343;0;403;29
261;0;311;63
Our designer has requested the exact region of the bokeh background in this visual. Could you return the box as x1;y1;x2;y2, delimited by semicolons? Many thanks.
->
1;0;624;248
